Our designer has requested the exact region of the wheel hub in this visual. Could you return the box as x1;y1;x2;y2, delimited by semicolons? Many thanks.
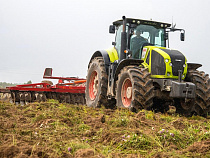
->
93;74;99;96
126;87;132;99
121;78;132;107
89;71;98;100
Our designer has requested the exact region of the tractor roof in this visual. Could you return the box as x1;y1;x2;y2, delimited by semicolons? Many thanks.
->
113;18;171;28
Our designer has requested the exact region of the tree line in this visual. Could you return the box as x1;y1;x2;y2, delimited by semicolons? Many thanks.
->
0;80;32;88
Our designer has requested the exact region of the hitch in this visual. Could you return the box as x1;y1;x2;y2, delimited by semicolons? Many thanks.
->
178;70;182;82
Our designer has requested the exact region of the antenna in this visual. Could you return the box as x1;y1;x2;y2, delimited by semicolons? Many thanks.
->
172;16;176;29
172;16;173;26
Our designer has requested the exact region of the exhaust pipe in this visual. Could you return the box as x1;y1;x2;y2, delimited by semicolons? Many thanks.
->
120;16;127;61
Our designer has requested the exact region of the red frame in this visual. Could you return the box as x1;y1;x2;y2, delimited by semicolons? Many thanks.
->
7;68;86;94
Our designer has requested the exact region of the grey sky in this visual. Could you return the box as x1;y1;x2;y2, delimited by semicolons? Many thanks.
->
0;0;209;83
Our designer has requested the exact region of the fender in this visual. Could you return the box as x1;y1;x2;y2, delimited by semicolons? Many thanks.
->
114;59;144;81
187;63;202;71
88;50;111;74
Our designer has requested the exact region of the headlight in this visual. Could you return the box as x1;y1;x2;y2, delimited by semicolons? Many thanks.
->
169;63;173;66
183;64;186;67
165;59;169;63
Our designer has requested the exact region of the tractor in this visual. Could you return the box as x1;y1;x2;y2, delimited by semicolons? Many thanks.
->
85;16;210;117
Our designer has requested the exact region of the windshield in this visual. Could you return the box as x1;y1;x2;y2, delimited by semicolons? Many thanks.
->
130;24;165;59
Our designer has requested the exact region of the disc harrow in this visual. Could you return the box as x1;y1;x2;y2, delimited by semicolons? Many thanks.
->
0;68;86;105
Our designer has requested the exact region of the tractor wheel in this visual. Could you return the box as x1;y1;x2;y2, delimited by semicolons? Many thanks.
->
116;66;154;111
185;70;210;117
86;57;115;108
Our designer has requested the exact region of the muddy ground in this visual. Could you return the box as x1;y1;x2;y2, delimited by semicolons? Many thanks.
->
0;100;209;158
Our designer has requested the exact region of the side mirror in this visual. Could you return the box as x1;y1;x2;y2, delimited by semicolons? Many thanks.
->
180;32;185;41
112;42;116;46
109;25;115;34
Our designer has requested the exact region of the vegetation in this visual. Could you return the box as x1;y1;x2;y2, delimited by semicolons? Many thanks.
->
0;100;209;157
0;82;18;88
0;80;32;88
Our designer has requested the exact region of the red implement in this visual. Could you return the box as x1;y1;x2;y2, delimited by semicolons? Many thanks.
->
5;68;86;104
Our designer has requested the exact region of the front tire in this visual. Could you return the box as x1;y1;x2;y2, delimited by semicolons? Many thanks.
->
116;66;154;111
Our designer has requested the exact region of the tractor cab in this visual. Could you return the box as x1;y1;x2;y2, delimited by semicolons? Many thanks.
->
109;18;184;60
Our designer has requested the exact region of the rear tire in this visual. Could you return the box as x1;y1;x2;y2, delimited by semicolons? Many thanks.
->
86;57;115;108
116;66;154;111
185;70;210;117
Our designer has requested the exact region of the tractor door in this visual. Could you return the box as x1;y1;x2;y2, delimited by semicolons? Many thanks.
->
115;25;129;60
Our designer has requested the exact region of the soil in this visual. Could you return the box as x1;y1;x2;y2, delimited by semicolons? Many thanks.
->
0;100;209;158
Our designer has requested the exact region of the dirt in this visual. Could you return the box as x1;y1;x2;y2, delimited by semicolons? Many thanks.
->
74;149;95;158
171;118;187;130
184;139;210;153
0;100;210;157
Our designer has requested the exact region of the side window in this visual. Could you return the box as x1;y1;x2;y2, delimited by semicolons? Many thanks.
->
154;30;164;46
115;25;123;56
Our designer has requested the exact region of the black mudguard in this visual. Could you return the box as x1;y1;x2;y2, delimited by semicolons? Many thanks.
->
114;59;144;81
88;50;110;74
187;63;202;71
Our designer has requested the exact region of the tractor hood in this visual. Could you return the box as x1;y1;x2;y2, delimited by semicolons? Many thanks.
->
142;46;187;79
159;48;186;76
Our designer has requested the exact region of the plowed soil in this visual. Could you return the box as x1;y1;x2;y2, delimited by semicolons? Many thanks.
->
0;100;209;158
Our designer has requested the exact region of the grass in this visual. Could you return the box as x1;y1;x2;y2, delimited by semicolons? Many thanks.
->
0;100;209;157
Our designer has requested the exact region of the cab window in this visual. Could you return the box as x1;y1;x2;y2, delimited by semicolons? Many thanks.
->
115;25;123;55
130;25;165;59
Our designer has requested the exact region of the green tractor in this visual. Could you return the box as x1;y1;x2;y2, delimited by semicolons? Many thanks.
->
85;16;210;117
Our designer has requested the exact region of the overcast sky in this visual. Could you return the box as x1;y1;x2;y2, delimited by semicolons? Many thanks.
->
0;0;209;83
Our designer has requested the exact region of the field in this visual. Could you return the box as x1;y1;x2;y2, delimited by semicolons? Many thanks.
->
0;100;210;158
